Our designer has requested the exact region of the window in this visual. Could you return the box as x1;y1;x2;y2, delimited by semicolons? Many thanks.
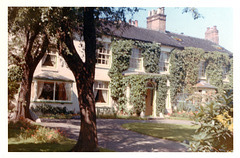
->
35;81;72;102
159;52;169;72
96;43;111;66
198;61;206;78
129;48;143;70
42;50;57;69
94;81;109;103
222;66;228;79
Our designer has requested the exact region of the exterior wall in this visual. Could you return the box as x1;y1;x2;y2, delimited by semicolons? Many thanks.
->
30;35;174;117
31;36;113;113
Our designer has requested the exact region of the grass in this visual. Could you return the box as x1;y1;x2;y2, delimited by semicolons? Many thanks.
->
8;119;113;152
97;114;147;120
122;122;199;142
8;138;76;152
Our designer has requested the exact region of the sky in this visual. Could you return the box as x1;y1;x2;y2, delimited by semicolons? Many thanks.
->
127;7;233;52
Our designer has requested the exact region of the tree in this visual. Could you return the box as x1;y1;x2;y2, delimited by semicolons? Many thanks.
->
8;7;50;120
48;7;139;151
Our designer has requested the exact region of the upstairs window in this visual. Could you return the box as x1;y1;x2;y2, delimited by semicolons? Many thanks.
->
94;81;109;104
129;48;143;70
42;50;57;69
159;52;169;72
222;65;229;79
96;43;111;66
198;61;206;78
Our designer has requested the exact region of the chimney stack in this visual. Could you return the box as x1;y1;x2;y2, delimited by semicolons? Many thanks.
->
129;19;138;27
205;26;219;44
147;7;166;32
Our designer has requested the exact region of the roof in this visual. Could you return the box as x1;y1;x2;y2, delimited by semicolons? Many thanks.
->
108;24;183;48
165;31;232;55
34;72;74;82
107;23;232;56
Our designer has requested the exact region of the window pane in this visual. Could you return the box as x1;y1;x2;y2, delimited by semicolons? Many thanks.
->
55;82;68;101
96;42;110;66
42;54;56;67
95;90;108;103
38;82;54;100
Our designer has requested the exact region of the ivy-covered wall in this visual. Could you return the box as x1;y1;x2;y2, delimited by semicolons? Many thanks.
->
108;39;232;116
108;39;168;115
169;47;233;103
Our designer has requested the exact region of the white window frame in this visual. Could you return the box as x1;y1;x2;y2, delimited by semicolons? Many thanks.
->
222;65;229;82
129;48;143;71
159;51;169;73
33;80;72;103
96;42;111;67
94;81;109;105
198;61;206;79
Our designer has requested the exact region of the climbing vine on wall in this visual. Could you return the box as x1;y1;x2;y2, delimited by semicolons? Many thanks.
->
133;41;161;73
169;49;186;102
170;47;232;103
125;74;168;116
109;38;168;115
108;39;133;112
205;51;231;94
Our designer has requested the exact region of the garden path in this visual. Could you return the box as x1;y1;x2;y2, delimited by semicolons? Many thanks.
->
38;118;194;152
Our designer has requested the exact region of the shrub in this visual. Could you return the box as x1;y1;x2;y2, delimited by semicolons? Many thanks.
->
9;118;67;143
188;90;233;152
31;104;74;115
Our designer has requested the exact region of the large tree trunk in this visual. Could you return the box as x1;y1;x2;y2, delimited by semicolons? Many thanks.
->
15;66;34;120
13;32;49;121
58;7;98;152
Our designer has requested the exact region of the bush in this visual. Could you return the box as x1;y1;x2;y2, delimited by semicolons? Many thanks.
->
9;117;67;143
31;104;74;115
188;90;233;152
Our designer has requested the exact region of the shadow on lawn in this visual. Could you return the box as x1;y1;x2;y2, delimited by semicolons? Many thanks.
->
8;141;75;152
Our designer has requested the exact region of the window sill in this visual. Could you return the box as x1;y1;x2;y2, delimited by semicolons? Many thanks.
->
96;64;111;69
159;71;169;74
41;68;59;72
95;102;110;106
31;100;72;104
128;68;144;72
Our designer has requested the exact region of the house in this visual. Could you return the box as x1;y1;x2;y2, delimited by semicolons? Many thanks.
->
30;7;232;117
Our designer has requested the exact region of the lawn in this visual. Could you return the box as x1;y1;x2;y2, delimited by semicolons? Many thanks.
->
8;119;113;152
122;122;199;142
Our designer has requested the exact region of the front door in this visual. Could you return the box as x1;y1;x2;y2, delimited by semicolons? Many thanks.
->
145;88;154;116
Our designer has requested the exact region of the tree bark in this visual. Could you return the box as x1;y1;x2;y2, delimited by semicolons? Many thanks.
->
58;7;98;152
14;32;49;121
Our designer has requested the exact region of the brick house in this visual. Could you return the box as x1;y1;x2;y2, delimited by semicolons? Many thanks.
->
30;7;232;116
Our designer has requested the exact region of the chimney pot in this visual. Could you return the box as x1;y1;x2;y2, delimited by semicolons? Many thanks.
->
135;20;138;27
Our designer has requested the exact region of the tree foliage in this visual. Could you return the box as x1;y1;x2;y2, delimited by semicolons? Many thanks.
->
8;7;50;120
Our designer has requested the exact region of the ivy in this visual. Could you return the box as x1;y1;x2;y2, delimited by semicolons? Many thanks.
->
125;75;147;115
205;51;231;94
125;74;168;116
133;41;161;73
169;47;232;103
169;49;186;101
108;38;168;115
155;75;168;114
108;39;133;112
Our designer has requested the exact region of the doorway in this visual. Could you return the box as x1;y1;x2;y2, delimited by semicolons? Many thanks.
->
145;82;154;116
